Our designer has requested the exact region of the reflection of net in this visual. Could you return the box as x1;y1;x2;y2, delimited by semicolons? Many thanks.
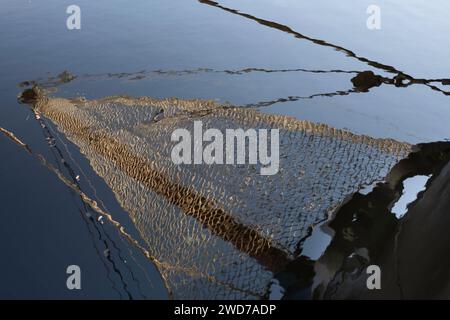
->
35;96;411;299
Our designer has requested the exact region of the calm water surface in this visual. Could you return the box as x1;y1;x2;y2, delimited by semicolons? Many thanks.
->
1;0;450;298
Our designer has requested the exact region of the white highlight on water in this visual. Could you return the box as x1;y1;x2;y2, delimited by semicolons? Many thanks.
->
392;175;431;219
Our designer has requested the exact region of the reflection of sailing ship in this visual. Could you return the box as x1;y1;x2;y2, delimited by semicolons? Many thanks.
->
22;87;414;298
9;1;450;299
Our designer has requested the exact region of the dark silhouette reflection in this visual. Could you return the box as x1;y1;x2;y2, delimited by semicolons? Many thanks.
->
351;71;383;92
352;70;450;95
277;142;450;299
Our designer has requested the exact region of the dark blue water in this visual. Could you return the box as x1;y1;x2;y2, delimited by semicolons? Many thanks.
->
1;0;450;299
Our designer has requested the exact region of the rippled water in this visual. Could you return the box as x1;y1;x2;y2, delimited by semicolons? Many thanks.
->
1;0;450;299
